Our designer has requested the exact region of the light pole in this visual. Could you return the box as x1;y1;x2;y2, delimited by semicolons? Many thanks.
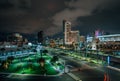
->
96;43;98;62
64;60;66;73
61;59;66;73
85;41;87;58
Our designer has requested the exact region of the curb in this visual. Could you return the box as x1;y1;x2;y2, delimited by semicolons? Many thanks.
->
107;66;120;72
0;71;64;78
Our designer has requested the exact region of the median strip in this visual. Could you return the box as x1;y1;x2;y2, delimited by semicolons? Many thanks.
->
107;66;120;72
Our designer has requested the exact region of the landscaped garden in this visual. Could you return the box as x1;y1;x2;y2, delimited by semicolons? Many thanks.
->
0;52;64;75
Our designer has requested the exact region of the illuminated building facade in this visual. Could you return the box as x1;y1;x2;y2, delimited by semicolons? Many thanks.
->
87;34;120;50
7;33;23;42
80;36;85;42
87;34;120;42
63;20;79;45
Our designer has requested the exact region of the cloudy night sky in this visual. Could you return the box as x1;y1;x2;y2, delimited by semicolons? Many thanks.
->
0;0;120;36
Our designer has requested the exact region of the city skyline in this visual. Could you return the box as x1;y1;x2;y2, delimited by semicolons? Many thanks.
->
0;0;120;36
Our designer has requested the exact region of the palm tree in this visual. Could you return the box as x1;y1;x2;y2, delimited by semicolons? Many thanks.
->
38;57;46;74
42;50;48;55
50;55;58;65
1;60;9;69
38;58;45;67
7;56;14;64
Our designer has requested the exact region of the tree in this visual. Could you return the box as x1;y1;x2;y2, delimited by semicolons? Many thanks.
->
1;60;9;69
33;49;37;53
38;58;45;67
7;56;14;64
0;48;6;56
42;50;48;55
38;57;47;74
72;41;76;51
50;55;58;64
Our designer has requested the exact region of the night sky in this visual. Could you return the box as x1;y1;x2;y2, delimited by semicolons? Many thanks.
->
0;0;120;36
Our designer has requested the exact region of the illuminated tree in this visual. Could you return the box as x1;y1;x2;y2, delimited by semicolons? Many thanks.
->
38;58;45;67
42;50;48;55
7;56;14;64
1;61;9;69
38;58;47;74
50;55;58;65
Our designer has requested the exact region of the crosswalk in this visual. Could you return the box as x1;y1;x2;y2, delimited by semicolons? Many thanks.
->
67;72;82;81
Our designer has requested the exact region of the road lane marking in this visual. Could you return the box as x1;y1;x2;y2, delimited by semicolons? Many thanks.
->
67;72;82;81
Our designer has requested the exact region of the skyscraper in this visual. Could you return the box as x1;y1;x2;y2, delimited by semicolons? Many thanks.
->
63;20;79;45
38;31;43;44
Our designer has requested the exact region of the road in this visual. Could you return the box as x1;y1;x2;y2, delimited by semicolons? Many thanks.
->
50;50;120;81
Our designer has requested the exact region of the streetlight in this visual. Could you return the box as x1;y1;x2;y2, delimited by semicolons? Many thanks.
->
85;41;87;58
64;60;66;73
96;43;99;62
96;38;99;62
61;59;66;73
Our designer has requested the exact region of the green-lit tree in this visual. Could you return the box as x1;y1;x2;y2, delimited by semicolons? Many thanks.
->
42;50;48;55
38;58;47;74
7;56;14;64
33;49;37;53
1;60;9;69
38;58;45;67
50;55;58;65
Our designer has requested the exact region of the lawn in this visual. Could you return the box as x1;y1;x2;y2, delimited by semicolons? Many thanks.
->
0;54;64;75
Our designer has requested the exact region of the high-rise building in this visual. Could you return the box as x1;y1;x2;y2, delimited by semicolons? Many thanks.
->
38;31;43;44
63;20;79;45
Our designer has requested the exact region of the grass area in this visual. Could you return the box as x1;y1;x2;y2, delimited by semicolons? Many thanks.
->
0;54;64;75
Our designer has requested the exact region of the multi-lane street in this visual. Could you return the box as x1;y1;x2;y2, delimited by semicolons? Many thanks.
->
50;48;120;81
